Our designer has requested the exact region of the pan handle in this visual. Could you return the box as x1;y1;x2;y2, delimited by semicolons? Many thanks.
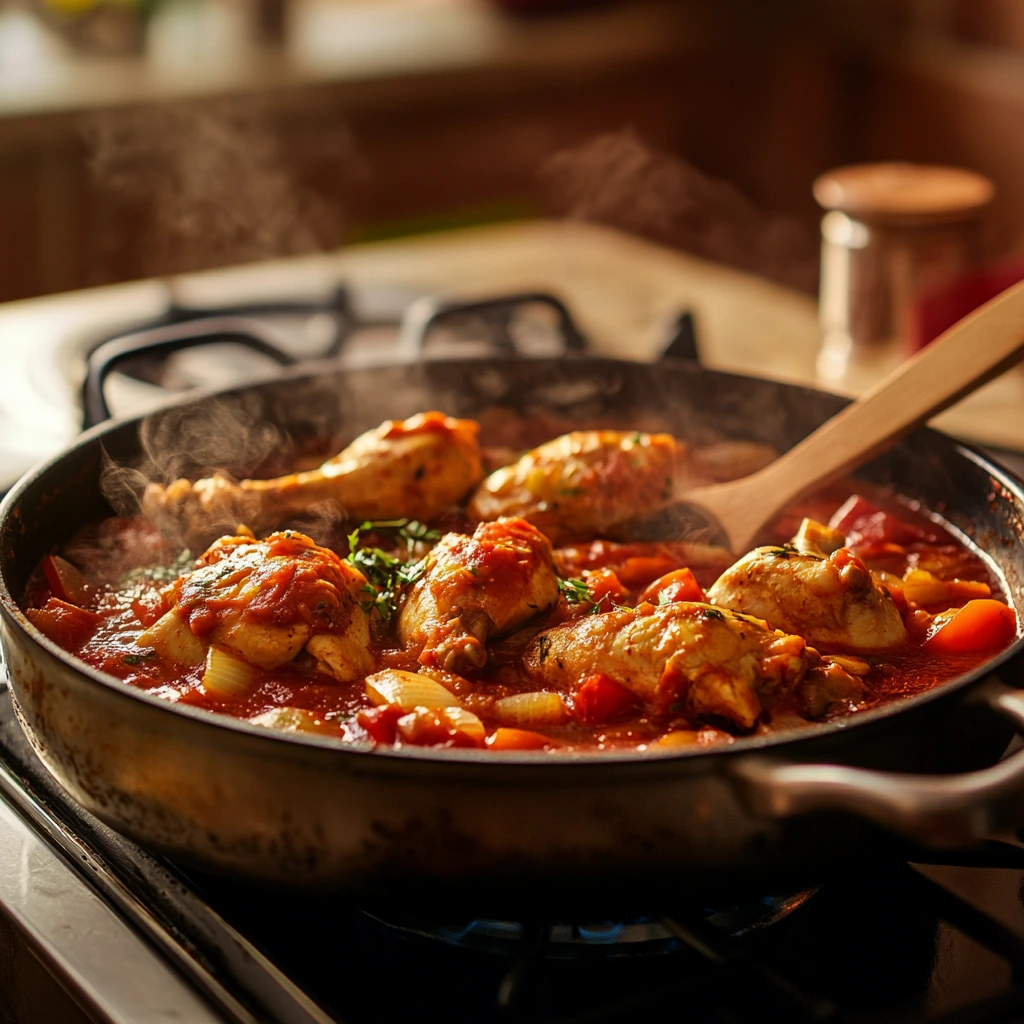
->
731;677;1024;846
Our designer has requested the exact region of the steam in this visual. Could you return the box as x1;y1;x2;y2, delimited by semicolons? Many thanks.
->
84;96;361;275
541;128;817;293
98;391;357;551
99;395;290;516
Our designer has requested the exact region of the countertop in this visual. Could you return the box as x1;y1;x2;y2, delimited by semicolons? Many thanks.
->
0;219;1021;482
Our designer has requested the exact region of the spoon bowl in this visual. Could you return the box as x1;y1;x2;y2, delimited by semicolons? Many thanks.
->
656;278;1024;551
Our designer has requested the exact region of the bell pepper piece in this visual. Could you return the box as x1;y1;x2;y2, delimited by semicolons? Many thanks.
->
925;599;1017;654
26;598;99;648
485;728;555;751
574;673;637;725
356;704;405;745
638;567;706;605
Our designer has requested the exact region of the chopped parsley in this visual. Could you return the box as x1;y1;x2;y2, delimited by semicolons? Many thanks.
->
122;651;156;666
351;518;441;556
557;577;593;605
345;522;431;622
557;576;622;615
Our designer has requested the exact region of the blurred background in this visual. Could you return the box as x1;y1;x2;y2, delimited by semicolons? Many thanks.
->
3;0;1024;304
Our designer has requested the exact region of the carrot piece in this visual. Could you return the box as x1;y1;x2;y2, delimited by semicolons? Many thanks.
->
573;673;637;725
485;727;555;751
638;567;706;605
925;599;1017;654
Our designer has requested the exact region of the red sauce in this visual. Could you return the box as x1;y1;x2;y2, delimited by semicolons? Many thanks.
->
22;476;1018;754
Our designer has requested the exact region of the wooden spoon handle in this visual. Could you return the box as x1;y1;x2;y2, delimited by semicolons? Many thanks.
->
711;277;1024;549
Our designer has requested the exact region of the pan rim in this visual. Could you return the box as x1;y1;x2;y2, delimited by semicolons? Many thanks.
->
2;357;1022;771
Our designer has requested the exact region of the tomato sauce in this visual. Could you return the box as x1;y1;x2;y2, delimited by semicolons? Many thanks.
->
21;467;1018;754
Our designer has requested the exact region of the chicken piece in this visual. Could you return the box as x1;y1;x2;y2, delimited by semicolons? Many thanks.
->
142;412;484;549
467;430;685;545
792;518;846;557
162;529;373;680
524;602;849;730
398;517;559;675
707;543;907;651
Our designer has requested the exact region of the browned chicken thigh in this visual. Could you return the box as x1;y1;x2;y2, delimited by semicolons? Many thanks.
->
707;527;907;651
138;529;373;688
467;430;685;545
398;517;560;675
523;602;861;729
142;412;484;549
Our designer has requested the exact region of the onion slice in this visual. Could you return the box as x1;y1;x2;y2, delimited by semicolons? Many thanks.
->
365;670;461;712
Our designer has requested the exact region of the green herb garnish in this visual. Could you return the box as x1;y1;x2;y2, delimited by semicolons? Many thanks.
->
345;523;431;622
558;576;616;614
122;651;156;666
351;518;441;556
558;577;593;605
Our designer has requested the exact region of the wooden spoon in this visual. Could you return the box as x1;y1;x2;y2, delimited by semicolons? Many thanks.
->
675;278;1024;552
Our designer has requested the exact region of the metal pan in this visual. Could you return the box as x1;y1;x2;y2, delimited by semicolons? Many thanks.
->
2;351;1023;913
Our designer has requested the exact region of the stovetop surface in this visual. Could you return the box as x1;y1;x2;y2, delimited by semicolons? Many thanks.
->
3;286;1024;1021
4;675;1024;1024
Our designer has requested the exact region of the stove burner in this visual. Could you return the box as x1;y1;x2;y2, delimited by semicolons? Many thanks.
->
360;887;818;958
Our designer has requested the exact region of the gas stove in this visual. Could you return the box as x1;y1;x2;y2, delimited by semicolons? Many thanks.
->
3;276;1024;1023
5;669;1024;1024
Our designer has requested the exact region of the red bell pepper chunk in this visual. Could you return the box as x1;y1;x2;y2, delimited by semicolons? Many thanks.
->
356;704;405;745
637;568;706;606
574;673;637;725
925;599;1017;655
26;598;99;648
583;568;628;611
41;555;91;605
829;495;935;548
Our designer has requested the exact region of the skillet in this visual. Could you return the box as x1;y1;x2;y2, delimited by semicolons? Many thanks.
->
2;340;1024;913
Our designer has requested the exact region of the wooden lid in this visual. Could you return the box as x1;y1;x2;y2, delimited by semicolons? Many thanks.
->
813;162;994;225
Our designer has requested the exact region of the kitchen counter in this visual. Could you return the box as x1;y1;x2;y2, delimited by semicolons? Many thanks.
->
0;219;1021;482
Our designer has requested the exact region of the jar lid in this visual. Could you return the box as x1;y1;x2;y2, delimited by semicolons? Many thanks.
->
813;162;994;225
